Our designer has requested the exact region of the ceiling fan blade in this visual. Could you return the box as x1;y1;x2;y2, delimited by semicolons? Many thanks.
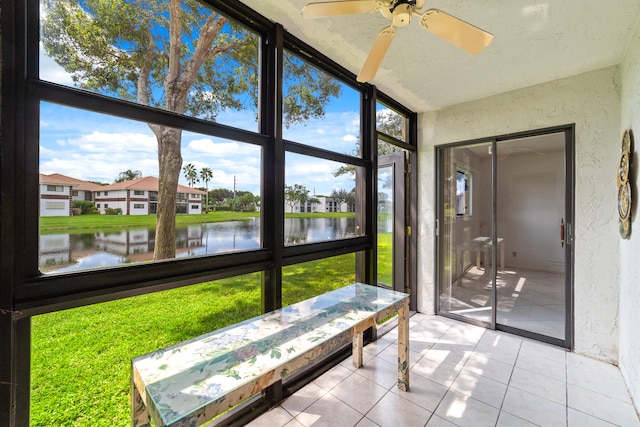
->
357;26;396;83
419;9;493;54
302;1;380;19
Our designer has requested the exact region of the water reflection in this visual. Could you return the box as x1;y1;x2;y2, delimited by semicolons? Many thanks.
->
40;217;369;273
284;217;358;245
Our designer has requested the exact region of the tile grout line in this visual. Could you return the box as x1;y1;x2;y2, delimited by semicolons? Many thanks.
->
492;336;523;427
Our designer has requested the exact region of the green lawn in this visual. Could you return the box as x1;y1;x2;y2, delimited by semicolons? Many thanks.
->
39;212;355;234
30;254;356;426
377;232;393;285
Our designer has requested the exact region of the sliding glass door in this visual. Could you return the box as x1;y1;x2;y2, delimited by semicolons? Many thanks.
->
437;142;494;324
436;128;574;347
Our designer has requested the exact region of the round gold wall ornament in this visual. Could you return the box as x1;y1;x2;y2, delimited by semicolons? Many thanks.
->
618;129;633;239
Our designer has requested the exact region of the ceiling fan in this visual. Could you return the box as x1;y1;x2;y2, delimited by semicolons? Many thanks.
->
301;0;494;82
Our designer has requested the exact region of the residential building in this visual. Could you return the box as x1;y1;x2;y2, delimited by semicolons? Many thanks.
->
38;174;73;217
93;176;205;215
38;174;205;216
287;196;353;213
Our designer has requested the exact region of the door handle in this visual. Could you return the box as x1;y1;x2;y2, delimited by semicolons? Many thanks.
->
560;218;565;248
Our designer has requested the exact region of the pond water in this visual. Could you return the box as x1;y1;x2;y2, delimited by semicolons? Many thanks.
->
39;217;388;274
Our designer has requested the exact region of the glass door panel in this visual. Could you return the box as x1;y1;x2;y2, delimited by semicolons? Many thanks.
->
378;152;405;292
495;134;566;340
438;142;494;324
378;163;394;287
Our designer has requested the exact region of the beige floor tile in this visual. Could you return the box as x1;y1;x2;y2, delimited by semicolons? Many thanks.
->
365;391;432;427
355;417;381;427
425;415;458;426
567;359;631;403
281;382;327;418
473;332;522;365
329;372;387;414
433;390;500;427
411;355;463;388
502;386;567;426
496;411;538;426
376;342;421;368
568;408;617;427
354;356;399;389
389;368;448;412
294;393;363;427
515;348;566;381
363;338;393;357
568;384;640;426
426;342;476;367
449;369;508;408
313;363;353;392
519;339;567;364
245;407;294;427
509;367;566;405
462;352;514;384
282;419;305;427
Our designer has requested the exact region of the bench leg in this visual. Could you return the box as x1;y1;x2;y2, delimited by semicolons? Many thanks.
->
352;331;364;368
397;300;410;392
131;377;151;427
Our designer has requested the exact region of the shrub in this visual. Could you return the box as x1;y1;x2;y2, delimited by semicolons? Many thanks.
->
72;200;98;214
104;207;122;215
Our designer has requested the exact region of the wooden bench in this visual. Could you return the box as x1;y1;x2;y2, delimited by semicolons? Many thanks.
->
131;283;410;427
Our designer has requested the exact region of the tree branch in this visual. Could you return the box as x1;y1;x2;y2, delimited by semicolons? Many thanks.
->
166;0;184;112
137;26;159;106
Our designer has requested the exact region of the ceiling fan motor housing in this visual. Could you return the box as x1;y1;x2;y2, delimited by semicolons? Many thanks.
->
380;0;425;26
392;3;412;26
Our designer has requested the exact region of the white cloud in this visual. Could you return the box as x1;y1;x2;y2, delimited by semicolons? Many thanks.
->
39;43;76;87
62;131;157;153
184;138;258;157
283;111;361;155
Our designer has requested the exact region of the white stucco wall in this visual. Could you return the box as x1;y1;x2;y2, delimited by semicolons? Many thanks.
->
417;66;622;361
619;17;640;408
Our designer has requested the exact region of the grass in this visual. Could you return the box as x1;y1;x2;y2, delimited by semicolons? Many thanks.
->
39;212;355;234
377;232;393;285
30;253;356;427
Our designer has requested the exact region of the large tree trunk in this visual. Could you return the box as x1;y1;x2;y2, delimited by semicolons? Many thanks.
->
153;127;183;260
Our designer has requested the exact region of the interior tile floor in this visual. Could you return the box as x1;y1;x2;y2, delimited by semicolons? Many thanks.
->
247;314;640;427
441;267;565;339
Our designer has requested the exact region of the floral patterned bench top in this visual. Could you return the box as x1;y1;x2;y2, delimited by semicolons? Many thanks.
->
132;283;409;426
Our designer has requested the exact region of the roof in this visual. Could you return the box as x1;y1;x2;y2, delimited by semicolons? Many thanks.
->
98;176;206;195
40;173;105;191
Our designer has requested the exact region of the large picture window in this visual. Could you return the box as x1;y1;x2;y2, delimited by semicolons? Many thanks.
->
39;103;263;274
40;0;261;132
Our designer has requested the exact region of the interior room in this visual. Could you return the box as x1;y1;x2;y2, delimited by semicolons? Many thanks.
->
2;0;640;426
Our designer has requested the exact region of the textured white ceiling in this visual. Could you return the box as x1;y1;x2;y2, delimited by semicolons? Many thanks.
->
238;0;640;112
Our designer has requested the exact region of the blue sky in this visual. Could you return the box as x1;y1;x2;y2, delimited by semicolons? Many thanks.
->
39;48;362;196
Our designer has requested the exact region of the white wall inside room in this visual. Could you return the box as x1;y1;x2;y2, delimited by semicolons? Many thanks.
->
618;15;640;409
417;66;622;362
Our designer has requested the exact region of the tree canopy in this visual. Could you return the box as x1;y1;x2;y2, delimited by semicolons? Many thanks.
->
115;169;142;183
42;0;342;259
333;108;406;177
284;184;309;213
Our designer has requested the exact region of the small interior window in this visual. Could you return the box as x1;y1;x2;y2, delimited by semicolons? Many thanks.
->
456;169;471;216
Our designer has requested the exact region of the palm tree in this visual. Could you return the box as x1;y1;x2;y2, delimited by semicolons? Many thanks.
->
182;163;198;188
115;169;142;183
199;167;213;212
